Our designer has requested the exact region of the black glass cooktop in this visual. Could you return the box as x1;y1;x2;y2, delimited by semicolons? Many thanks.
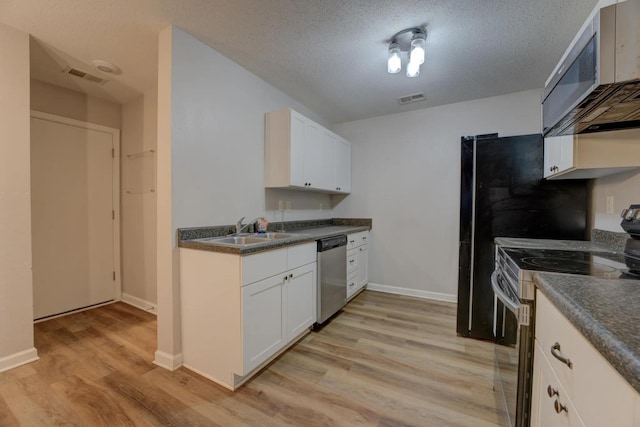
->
501;248;640;280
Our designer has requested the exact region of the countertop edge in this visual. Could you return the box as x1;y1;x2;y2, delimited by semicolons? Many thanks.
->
534;273;640;394
178;225;371;255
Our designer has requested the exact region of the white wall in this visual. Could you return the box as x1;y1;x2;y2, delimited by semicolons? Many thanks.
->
30;79;121;129
121;90;157;309
155;26;336;367
170;27;331;231
332;90;542;300
0;23;38;372
592;170;640;231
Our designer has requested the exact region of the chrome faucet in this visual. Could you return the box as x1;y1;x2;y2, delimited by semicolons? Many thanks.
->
235;216;261;234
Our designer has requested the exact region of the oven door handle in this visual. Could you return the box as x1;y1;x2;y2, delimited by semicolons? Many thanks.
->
491;271;520;316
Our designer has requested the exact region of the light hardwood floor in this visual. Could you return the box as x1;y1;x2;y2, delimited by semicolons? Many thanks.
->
0;290;504;426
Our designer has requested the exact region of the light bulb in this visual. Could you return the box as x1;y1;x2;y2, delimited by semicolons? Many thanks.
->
406;60;420;77
388;44;401;74
410;33;426;65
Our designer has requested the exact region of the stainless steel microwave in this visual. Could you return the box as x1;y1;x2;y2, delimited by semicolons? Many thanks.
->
542;0;640;137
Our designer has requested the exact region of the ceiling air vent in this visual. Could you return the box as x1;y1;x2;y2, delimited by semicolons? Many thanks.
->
397;92;426;105
63;67;108;85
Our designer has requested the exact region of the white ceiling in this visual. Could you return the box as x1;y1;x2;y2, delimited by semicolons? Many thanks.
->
1;0;599;124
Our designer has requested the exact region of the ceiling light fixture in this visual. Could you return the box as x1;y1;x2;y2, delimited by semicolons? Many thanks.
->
92;59;120;74
387;27;427;78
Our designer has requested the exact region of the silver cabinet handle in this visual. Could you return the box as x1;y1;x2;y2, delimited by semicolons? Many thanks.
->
550;342;573;369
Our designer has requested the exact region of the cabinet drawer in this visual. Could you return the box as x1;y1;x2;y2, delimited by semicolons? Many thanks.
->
536;291;637;425
346;271;358;299
347;231;368;250
531;342;585;427
242;248;287;286
347;252;358;274
287;242;316;269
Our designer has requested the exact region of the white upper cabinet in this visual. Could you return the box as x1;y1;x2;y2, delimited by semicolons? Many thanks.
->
265;108;351;194
543;135;574;178
334;136;351;193
544;129;640;179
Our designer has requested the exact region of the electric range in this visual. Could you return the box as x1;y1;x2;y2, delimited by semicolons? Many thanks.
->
492;204;640;427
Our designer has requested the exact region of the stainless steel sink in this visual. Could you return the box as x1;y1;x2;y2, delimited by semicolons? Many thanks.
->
254;232;297;239
193;232;298;246
195;236;266;245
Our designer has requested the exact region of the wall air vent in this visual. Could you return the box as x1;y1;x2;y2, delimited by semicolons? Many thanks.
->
63;67;108;85
397;92;426;105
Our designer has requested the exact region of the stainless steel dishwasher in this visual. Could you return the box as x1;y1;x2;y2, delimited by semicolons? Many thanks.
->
316;235;347;324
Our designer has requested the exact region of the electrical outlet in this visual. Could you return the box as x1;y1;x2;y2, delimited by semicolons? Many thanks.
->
606;196;615;214
319;203;323;210
278;200;285;211
285;200;292;211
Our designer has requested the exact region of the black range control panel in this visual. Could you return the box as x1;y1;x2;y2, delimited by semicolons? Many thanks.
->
621;204;640;236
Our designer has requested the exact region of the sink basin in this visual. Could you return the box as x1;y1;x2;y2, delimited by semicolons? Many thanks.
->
254;232;297;239
193;233;298;246
195;236;267;245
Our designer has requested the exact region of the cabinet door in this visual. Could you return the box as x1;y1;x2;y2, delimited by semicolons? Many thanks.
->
334;137;351;193
289;112;307;187
536;291;638;425
356;245;368;288
557;135;575;173
286;263;316;340
242;274;286;374
544;135;575;178
531;343;585;427
303;121;330;189
544;136;562;178
346;271;358;300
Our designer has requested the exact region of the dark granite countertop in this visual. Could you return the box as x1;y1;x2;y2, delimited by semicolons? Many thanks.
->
178;218;371;255
534;272;640;394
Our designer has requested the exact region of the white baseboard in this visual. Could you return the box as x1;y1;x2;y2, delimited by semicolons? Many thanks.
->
366;282;457;303
0;347;39;374
121;293;157;315
153;350;183;371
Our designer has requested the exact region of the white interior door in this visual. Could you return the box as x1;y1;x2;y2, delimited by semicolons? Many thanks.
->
31;114;120;320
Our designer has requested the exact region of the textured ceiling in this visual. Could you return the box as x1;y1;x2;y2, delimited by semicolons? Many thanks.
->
1;0;599;123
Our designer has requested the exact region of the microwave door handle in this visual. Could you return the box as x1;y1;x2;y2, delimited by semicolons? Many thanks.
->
491;271;520;316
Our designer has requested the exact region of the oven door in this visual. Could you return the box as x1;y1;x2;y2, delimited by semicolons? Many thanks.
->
491;271;533;427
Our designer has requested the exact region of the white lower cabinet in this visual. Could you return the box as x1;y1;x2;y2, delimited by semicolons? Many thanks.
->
531;343;585;427
532;291;639;426
242;274;286;373
180;242;316;390
286;264;317;338
346;231;369;300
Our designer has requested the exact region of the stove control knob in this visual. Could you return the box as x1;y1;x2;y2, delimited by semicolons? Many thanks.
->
626;209;636;220
621;208;629;219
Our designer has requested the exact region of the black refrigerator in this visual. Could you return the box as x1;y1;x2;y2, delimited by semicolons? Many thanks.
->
457;133;588;340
